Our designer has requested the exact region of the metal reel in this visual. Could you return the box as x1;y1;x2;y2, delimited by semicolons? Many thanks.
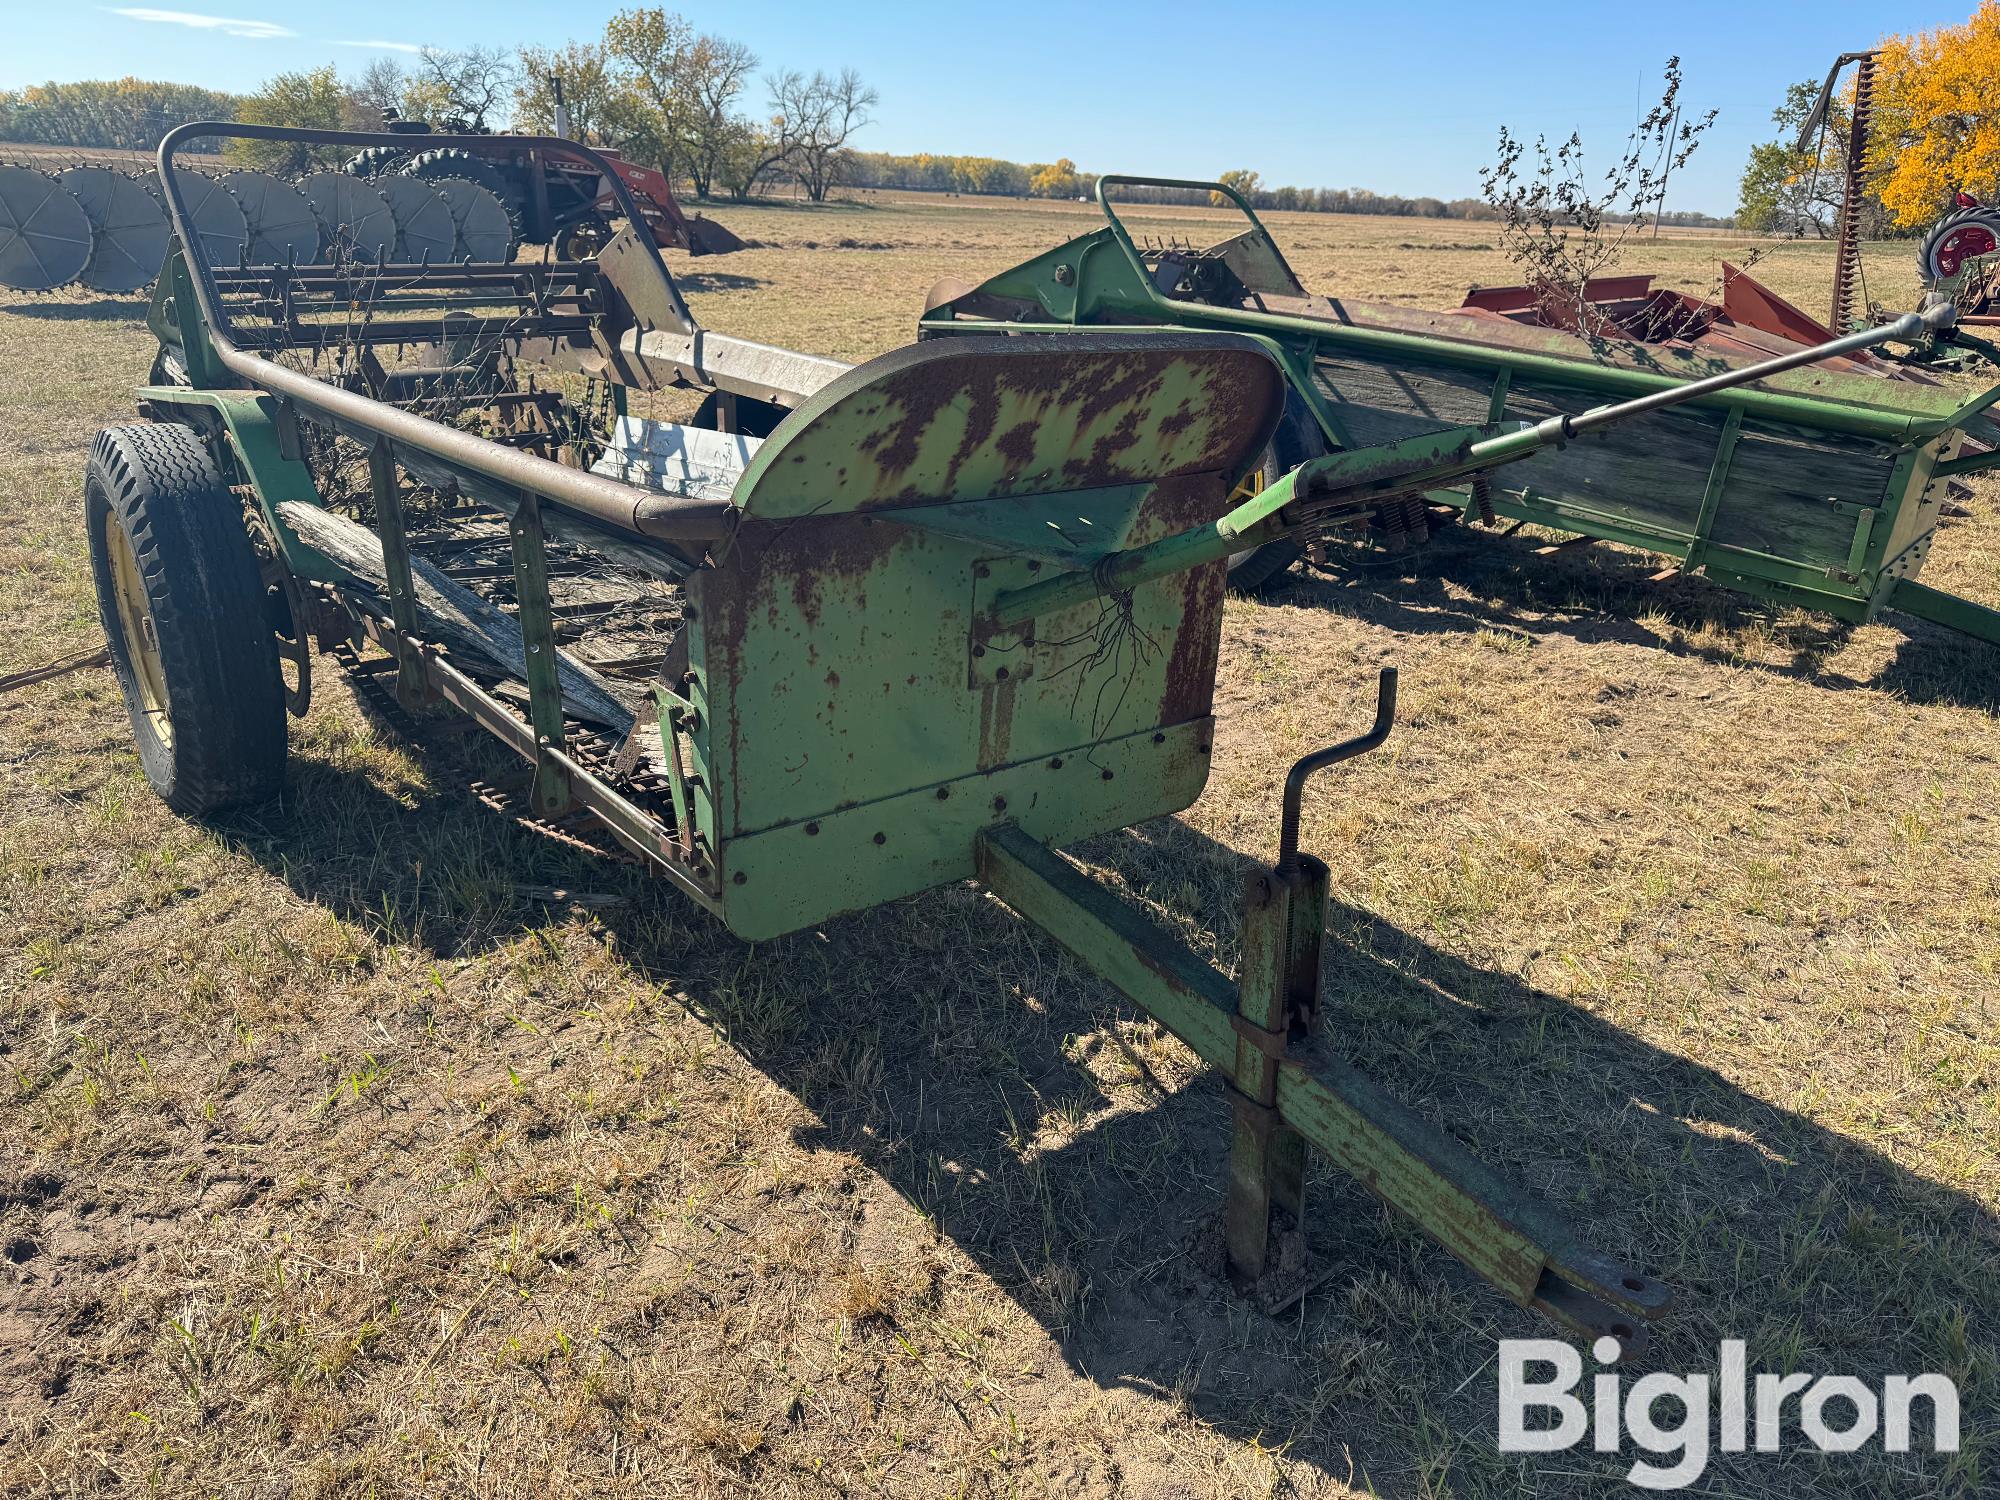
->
54;166;167;294
299;172;396;263
219;170;319;267
0;166;93;291
140;169;249;271
429;177;514;263
377;176;455;264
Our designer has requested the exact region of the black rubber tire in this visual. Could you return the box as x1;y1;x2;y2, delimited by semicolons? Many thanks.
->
554;215;613;261
1225;390;1328;595
343;147;408;180
85;423;286;816
1917;206;2000;284
400;148;513;204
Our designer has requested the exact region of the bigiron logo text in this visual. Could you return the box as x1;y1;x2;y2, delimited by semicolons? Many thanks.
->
1497;1337;1960;1490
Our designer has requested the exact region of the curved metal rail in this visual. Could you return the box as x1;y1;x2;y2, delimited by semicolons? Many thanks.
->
151;122;733;548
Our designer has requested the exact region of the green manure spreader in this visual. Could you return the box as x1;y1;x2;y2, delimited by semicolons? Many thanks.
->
88;125;1960;1358
921;175;2000;638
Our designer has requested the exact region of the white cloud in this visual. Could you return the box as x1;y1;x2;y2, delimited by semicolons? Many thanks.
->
334;39;425;54
109;8;296;39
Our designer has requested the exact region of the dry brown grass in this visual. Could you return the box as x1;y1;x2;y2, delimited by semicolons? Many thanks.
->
1;193;1995;1498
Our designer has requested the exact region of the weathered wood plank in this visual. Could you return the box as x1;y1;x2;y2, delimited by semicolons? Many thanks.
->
1308;351;1898;558
276;500;636;733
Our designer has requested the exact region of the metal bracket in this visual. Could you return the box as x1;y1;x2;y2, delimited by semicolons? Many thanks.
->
1230;1011;1290;1061
273;398;303;462
1680;404;1744;576
508;489;575;817
367;439;433;711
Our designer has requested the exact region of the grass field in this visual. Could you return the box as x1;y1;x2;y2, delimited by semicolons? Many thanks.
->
1;190;1996;1498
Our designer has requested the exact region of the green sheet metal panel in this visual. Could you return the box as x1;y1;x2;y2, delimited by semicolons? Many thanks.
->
687;334;1286;940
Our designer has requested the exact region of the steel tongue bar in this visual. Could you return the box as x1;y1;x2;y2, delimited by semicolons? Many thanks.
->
1272;1048;1671;1349
973;823;1670;1352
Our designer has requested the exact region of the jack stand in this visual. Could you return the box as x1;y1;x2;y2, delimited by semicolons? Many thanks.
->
1222;669;1395;1302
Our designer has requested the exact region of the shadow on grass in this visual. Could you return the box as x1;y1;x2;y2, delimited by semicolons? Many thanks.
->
233;696;1995;1498
672;271;768;294
0;298;153;321
1274;520;2000;714
717;817;1993;1496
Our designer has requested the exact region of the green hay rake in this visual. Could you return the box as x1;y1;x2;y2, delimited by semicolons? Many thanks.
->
88;124;1956;1356
921;176;2000;636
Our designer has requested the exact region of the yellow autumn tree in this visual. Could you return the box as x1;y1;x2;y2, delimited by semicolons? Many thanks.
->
1869;1;2000;227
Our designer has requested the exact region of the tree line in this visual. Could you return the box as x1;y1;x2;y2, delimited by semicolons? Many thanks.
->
25;6;1987;234
0;79;239;153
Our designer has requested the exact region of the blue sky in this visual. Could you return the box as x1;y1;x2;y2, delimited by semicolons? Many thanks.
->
3;1;1971;214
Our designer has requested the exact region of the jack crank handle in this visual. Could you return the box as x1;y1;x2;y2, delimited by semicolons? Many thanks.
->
1276;667;1397;878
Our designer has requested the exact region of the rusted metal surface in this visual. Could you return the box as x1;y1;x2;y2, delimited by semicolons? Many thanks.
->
729;333;1283;517
1829;52;1879;331
688;334;1284;939
1456;263;1910;379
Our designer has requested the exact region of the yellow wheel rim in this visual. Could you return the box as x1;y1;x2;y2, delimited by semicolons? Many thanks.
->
1226;465;1270;568
105;514;173;751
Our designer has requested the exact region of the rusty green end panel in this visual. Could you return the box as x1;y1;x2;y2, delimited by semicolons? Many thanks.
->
934;228;1138;329
693;334;1286;941
136;387;347;586
730;333;1283;518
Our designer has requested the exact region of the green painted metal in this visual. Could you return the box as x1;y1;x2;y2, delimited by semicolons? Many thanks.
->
920;180;2000;639
134;384;351;587
1223;865;1307;1286
146;243;229;391
368;440;427;710
689;334;1285;940
989;425;1486;629
507;490;572;816
973;824;1668;1345
651;682;696;863
1680;405;1746;576
1888;578;2000;645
